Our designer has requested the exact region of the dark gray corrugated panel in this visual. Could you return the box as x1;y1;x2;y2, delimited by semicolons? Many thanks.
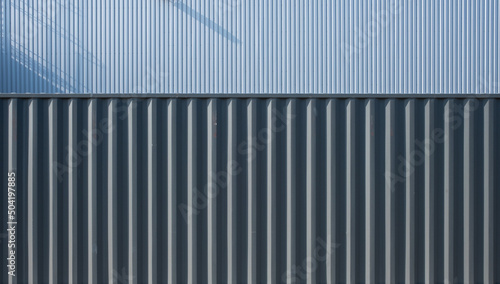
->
1;98;500;283
1;0;500;94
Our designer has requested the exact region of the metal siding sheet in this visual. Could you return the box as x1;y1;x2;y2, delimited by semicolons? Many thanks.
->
0;0;499;94
1;98;499;283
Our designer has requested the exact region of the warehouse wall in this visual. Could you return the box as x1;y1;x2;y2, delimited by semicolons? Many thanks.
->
1;0;499;94
1;98;499;283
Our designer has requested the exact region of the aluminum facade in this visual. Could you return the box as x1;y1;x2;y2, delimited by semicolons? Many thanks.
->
1;0;500;94
1;98;499;283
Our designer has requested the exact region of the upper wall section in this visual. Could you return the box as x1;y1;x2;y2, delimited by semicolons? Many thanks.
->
1;0;499;94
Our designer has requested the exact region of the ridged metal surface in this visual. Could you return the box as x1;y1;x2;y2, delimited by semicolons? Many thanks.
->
1;0;500;94
1;98;499;283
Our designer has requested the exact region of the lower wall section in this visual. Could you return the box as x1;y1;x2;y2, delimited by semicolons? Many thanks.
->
1;98;499;283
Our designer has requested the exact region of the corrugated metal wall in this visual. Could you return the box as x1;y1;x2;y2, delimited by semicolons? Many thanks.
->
1;0;500;94
1;98;499;283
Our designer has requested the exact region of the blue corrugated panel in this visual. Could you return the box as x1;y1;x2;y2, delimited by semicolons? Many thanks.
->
1;0;499;94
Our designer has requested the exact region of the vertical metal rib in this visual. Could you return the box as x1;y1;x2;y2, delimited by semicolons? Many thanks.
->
483;99;493;284
49;99;58;284
247;99;257;284
326;99;336;284
128;100;137;284
405;99;415;284
365;99;375;284
424;99;435;284
463;99;474;283
167;99;177;284
444;99;454;284
306;99;316;284
88;99;97;284
68;99;78;283
267;100;277;283
28;100;38;284
286;99;296;284
108;100;117;283
208;99;218;284
187;99;197;284
7;99;17;284
346;99;356;284
227;99;237;284
385;100;395;284
147;99;157;284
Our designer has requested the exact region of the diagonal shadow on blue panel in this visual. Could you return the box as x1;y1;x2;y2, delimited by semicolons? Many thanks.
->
173;1;241;44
